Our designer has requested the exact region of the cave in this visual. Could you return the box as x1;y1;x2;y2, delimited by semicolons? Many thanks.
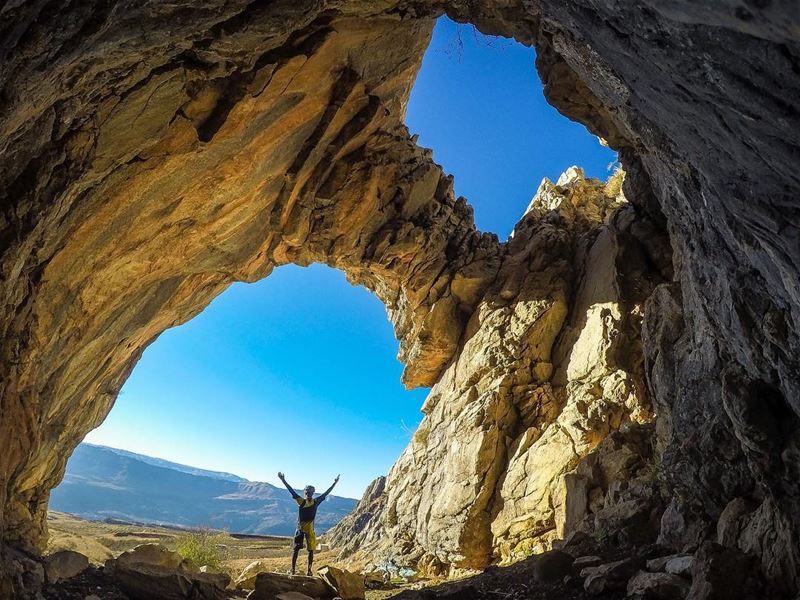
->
1;1;798;598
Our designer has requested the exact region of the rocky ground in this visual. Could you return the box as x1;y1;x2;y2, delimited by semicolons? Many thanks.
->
40;515;769;600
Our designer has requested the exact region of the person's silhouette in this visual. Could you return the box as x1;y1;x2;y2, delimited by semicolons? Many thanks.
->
278;472;340;575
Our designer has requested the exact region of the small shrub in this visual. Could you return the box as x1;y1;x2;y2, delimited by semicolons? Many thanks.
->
413;425;430;446
592;527;610;545
175;529;226;571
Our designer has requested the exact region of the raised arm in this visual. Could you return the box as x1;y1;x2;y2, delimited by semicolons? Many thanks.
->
319;474;340;500
278;472;301;499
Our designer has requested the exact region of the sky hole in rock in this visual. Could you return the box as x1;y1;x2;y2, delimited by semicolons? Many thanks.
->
52;16;618;522
406;17;618;238
65;264;428;503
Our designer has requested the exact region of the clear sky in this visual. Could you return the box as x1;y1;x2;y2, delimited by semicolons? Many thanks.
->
82;17;616;500
406;18;616;238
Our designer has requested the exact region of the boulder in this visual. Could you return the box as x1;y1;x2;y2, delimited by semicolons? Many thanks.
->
572;556;603;572
627;571;690;600
108;543;227;600
247;572;334;600
364;571;386;589
235;560;270;590
645;556;671;572
43;550;89;583
687;542;763;600
664;556;693;578
198;565;232;590
715;498;753;547
645;554;692;577
317;566;365;600
582;557;644;595
531;550;574;582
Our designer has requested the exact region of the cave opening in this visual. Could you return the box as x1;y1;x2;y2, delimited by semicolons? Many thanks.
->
3;1;797;597
405;16;618;238
48;263;428;534
42;15;626;548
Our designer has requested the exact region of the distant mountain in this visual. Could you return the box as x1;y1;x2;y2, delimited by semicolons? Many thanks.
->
94;445;247;483
49;444;356;535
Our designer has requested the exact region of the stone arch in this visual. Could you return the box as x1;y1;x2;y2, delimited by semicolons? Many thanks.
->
1;0;799;596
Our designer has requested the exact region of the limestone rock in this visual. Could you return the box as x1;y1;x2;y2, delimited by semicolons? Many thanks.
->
198;565;232;591
715;497;754;548
663;556;693;578
43;550;89;584
317;566;364;600
687;542;763;600
108;543;227;600
572;556;603;572
325;477;386;565
626;570;690;600
582;557;644;595
235;561;271;590
247;572;334;600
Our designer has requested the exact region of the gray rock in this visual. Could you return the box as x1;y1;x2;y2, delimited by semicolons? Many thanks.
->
573;555;603;572
43;550;89;584
582;557;644;594
627;570;690;600
715;497;754;547
687;542;763;600
645;556;671;573
664;556;693;578
109;543;228;600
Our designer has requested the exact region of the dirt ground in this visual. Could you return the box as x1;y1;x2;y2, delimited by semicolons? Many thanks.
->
46;511;338;577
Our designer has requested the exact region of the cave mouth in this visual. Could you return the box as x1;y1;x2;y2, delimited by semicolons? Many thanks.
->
49;263;428;527
42;14;631;566
6;1;797;596
405;16;618;239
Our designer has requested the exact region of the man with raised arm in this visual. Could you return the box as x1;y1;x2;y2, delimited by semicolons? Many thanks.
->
278;471;340;576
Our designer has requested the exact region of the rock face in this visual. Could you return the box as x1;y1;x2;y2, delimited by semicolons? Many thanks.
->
317;566;365;600
247;572;333;600
42;550;89;584
1;1;798;598
329;168;662;571
106;543;229;600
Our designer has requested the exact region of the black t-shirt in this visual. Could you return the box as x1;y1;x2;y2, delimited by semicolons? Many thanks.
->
295;496;325;523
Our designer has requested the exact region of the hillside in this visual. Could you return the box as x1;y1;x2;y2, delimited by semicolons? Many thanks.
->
49;444;356;535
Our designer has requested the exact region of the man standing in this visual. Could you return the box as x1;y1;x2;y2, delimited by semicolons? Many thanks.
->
278;471;340;576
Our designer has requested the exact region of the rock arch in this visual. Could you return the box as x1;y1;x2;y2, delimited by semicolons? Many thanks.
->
1;1;798;597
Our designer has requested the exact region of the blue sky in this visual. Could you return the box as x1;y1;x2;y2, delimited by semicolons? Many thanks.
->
406;18;616;237
81;17;616;500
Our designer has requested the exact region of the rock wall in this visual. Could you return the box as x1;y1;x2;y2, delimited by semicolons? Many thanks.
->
1;0;799;597
328;167;667;571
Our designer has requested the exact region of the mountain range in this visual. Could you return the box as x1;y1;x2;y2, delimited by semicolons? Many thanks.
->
49;443;356;535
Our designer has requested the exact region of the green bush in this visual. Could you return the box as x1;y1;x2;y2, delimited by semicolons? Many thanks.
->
175;529;226;570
